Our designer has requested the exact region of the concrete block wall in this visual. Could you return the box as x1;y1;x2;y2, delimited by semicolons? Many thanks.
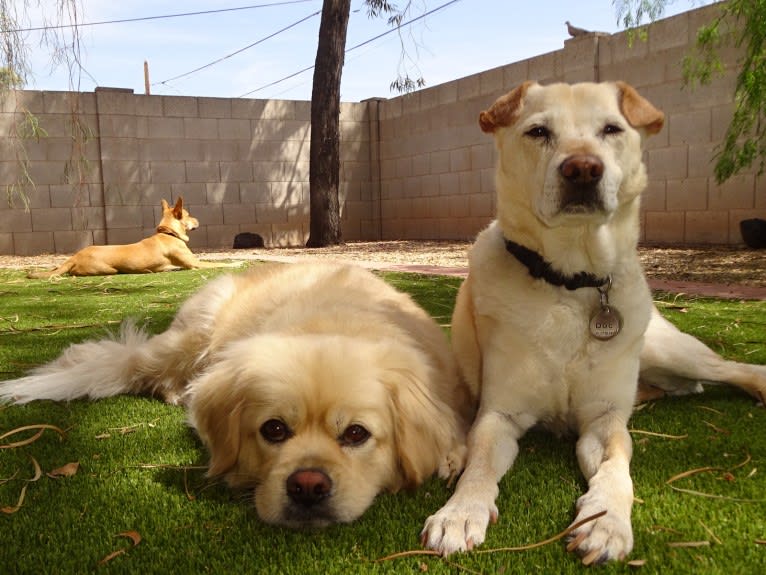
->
0;89;374;255
376;2;762;246
0;3;760;255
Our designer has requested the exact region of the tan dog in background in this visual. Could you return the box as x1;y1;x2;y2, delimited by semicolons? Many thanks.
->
421;81;766;564
28;197;240;278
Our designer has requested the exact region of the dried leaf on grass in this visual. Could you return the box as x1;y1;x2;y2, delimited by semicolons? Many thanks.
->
98;531;142;566
47;462;79;478
1;483;28;514
1;456;43;514
0;424;66;449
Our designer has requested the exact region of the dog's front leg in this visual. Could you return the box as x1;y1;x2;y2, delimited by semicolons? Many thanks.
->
421;410;527;556
567;407;634;565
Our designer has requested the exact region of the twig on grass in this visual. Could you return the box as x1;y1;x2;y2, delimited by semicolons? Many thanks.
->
667;541;710;548
0;424;66;448
375;510;607;563
699;520;722;545
666;453;765;502
628;429;688;440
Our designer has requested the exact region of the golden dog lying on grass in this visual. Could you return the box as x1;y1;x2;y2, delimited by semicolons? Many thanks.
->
1;262;473;526
28;198;240;278
421;81;766;564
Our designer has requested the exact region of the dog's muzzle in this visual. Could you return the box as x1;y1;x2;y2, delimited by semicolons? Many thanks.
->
282;467;337;526
558;154;605;213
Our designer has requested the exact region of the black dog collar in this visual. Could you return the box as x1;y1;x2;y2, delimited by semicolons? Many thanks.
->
504;238;610;291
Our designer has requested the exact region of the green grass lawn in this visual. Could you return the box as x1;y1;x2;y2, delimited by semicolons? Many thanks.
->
1;266;764;574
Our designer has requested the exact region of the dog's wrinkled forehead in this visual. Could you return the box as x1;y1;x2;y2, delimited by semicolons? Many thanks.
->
479;81;664;136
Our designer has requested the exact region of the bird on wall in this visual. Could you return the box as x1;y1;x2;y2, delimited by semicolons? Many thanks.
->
565;20;592;37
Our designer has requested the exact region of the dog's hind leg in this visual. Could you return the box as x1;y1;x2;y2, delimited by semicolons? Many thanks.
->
640;307;766;404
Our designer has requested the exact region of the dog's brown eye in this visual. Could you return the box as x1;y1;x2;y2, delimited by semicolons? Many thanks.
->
602;124;623;136
524;126;551;141
339;424;370;447
260;419;292;443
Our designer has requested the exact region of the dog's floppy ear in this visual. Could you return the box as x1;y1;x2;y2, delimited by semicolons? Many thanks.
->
187;373;244;478
616;81;665;135
383;365;465;489
479;81;535;133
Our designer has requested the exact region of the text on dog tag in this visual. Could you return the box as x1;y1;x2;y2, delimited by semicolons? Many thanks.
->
589;305;622;340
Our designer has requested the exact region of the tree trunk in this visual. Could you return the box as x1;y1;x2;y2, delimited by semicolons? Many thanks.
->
306;0;351;247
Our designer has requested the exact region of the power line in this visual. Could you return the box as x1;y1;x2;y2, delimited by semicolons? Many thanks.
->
238;0;462;98
154;10;321;87
8;1;316;33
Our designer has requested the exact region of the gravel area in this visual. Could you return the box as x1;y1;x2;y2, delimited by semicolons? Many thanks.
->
1;241;764;287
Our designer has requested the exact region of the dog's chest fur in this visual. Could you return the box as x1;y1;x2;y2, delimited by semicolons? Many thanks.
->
468;222;651;424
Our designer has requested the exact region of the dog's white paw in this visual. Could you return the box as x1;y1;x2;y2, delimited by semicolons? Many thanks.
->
421;498;498;556
566;492;633;565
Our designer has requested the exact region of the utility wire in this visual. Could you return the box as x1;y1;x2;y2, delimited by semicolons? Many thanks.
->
8;0;315;33
155;10;321;86
238;0;462;98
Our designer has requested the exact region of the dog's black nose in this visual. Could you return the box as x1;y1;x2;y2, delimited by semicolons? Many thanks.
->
286;468;332;507
559;154;604;184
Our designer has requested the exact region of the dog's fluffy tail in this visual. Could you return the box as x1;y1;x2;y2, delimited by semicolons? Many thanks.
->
0;320;193;405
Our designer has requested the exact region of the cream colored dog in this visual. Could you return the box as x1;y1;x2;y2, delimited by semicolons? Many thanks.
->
1;262;472;527
28;197;239;278
421;82;766;564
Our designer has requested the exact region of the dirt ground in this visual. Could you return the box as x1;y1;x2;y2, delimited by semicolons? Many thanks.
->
3;241;762;287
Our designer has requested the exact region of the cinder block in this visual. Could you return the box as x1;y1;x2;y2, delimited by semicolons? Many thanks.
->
184;118;218;140
186;162;220;183
644;211;685;244
665;178;707;211
648;12;689;52
0;208;32;232
54;230;94;252
687;143;716;179
199;97;232;119
32;208;72;232
150;162;186;185
96;91;136;115
223;203;255;225
0;232;11;254
171;183;207;205
709;174;755;210
685;210;729;243
148;117;184;139
163;96;198;118
206;183;239;205
647;146;687;179
135;95;163;117
220;161;253;183
450;148;471;172
217;118;251;140
105;205;143;229
13;231;55;255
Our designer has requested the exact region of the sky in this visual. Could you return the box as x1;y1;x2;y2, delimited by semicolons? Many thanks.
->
20;0;691;102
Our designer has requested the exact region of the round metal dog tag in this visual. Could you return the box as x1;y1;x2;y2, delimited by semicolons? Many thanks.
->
589;306;622;340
